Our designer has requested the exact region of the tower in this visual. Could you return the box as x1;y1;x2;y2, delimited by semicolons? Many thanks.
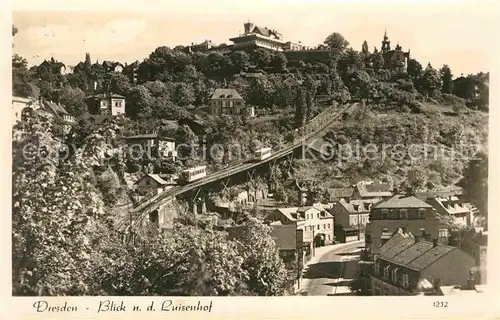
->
244;20;254;34
381;29;391;53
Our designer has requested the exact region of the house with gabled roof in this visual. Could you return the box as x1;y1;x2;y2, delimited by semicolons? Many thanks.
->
209;88;254;117
134;173;175;196
370;228;476;296
102;60;124;73
86;92;126;116
330;198;379;243
365;191;450;255
352;181;392;200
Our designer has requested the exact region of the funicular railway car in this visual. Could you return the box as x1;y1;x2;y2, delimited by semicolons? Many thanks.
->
253;147;272;162
178;165;207;185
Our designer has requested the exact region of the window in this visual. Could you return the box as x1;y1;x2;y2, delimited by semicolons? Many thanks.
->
328;223;331;229
439;228;449;238
400;209;408;220
418;209;425;219
317;213;319;218
317;225;320;230
402;274;410;288
323;224;326;229
383;265;390;280
327;235;331;240
374;262;380;275
391;268;398;283
381;209;389;219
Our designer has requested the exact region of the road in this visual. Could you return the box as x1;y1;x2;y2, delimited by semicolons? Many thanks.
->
302;241;364;296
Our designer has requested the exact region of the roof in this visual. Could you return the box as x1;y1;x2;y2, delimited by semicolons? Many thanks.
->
373;194;433;209
380;237;461;272
271;224;297;250
125;133;175;141
210;88;244;100
42;100;69;117
135;173;169;185
356;182;392;198
338;199;376;214
327;187;354;200
276;207;300;221
432;197;471;215
91;93;125;99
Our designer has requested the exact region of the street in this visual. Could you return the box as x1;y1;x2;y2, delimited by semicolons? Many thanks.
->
301;240;364;296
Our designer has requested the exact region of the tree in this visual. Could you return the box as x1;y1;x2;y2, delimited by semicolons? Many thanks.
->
407;58;423;79
369;51;385;72
459;152;488;224
230;51;250;73
323;32;349;55
421;63;442;96
270;53;288;73
12;109;113;295
58;85;88;116
361;40;369;55
294;86;306;128
405;166;426;191
231;217;288;296
440;64;453;94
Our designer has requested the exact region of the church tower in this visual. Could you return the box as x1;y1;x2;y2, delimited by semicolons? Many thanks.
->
381;29;391;53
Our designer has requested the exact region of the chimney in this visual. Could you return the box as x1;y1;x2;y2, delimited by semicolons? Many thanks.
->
414;235;420;243
402;227;407;234
420;228;426;238
433;278;441;289
432;239;438;247
465;270;476;290
405;186;414;196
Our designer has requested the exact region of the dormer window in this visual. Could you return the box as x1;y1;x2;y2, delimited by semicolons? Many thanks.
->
402;274;410;288
399;209;408;220
381;209;389;219
383;265;390;280
391;268;398;283
418;208;425;219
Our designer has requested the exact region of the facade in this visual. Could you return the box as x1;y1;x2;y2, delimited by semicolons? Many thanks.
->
267;204;335;247
365;193;450;255
134;173;173;196
426;196;473;227
331;198;378;243
125;133;177;160
209;88;254;117
370;229;476;296
270;224;310;270
380;30;411;72
86;93;126;116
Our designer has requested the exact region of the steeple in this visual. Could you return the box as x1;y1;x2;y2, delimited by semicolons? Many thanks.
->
381;29;391;53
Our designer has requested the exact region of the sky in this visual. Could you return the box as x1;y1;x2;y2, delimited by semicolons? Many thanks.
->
12;0;499;75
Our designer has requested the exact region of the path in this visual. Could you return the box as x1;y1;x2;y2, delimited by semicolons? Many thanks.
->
299;240;364;296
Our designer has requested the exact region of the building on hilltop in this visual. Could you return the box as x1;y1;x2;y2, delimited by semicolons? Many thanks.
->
102;60;124;73
209;88;254;117
230;21;289;51
370;228;477;295
380;30;411;72
35;58;68;75
365;190;450;255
